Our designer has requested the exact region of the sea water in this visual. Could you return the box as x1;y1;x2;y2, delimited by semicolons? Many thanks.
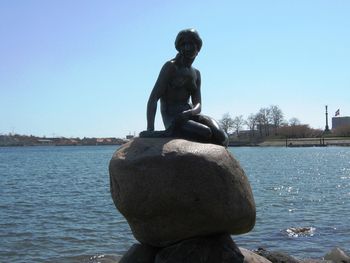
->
0;146;349;262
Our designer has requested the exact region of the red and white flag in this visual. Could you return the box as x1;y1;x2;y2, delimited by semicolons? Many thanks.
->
335;109;340;116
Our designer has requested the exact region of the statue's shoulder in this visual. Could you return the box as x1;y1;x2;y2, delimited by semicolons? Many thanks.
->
191;66;201;80
160;60;177;75
192;66;200;74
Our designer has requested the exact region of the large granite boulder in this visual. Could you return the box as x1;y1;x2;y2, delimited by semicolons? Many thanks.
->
109;138;256;247
119;243;159;263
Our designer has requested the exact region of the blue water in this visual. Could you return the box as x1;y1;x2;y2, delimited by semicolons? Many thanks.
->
0;146;349;262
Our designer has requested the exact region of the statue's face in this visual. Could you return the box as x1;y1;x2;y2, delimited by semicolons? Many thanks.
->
178;36;199;59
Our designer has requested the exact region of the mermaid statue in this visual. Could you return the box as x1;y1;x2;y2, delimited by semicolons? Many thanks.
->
140;29;228;147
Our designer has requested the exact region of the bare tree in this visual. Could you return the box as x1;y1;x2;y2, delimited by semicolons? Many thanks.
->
289;117;301;126
255;112;264;137
285;117;301;138
219;113;234;134
232;115;244;136
245;113;257;137
257;107;272;136
269;105;284;135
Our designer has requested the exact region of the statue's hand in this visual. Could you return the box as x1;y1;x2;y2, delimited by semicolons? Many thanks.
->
181;110;192;119
179;110;193;120
173;110;191;126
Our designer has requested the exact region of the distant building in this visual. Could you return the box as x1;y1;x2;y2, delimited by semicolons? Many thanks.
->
37;139;54;145
332;116;350;130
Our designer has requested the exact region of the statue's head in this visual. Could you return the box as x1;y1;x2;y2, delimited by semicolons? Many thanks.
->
175;29;202;53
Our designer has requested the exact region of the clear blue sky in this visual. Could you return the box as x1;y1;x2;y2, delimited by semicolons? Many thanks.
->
1;0;349;138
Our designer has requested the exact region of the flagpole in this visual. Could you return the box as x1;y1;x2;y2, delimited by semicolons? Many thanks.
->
325;105;330;132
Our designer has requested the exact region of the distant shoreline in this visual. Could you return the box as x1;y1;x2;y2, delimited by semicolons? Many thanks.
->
2;134;350;148
0;134;130;147
227;136;350;147
2;138;350;148
0;143;124;147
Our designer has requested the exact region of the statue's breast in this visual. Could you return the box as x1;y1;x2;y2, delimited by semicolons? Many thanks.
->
170;68;197;92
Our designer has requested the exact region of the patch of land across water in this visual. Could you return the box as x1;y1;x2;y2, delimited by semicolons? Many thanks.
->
258;137;350;147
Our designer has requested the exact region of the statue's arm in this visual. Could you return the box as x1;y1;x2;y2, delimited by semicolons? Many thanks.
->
146;62;173;131
191;69;202;114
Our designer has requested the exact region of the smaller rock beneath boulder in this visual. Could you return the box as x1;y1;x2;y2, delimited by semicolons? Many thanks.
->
324;247;350;263
255;248;300;263
300;259;333;263
119;243;159;263
154;234;244;263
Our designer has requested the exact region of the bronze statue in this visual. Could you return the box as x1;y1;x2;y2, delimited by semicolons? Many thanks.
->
140;29;228;147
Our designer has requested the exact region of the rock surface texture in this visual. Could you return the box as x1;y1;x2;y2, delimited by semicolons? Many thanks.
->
119;244;159;263
109;138;256;247
324;248;350;263
240;248;272;263
255;248;300;263
155;234;244;263
118;235;243;263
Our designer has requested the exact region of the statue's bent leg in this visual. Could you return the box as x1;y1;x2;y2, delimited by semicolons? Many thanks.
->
192;115;229;147
178;120;212;141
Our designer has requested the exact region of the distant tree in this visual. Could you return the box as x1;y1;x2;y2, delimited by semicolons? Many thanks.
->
277;123;321;138
308;128;323;137
232;115;244;136
269;105;284;135
219;113;234;134
289;117;301;126
288;118;300;138
292;125;310;138
278;120;323;138
245;113;257;137
256;107;272;136
255;112;264;137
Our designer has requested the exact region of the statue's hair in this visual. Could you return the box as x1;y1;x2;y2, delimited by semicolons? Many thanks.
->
175;29;202;52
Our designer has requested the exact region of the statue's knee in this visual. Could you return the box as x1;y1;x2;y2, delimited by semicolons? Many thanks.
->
213;129;228;147
222;132;229;147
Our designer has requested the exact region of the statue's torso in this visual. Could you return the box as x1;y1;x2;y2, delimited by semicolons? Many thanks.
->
160;63;198;128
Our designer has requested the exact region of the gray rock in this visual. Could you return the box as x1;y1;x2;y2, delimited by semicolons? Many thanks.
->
240;248;272;263
119;243;159;263
155;234;244;263
255;248;300;263
109;138;256;247
324;247;350;263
